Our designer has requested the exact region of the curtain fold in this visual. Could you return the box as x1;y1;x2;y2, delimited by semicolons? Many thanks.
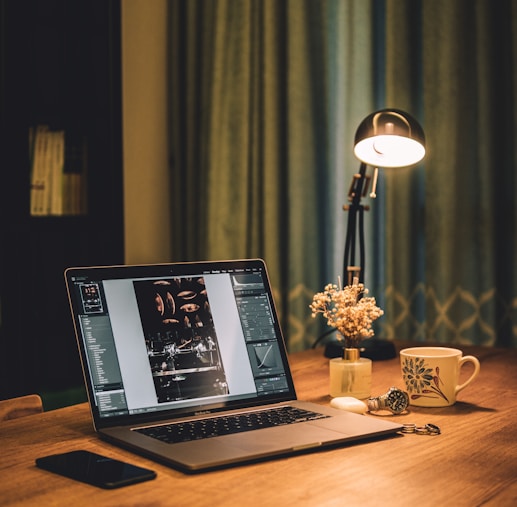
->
380;0;426;340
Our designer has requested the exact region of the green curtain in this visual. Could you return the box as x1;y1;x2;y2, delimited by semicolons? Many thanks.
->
168;0;376;351
381;0;517;347
168;0;517;350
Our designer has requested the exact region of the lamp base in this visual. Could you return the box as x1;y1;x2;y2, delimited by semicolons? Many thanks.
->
324;338;396;361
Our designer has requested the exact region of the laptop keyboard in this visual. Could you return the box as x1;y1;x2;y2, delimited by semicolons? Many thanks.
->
135;406;329;444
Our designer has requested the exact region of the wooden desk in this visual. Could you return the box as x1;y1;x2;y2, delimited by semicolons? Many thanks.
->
1;343;516;506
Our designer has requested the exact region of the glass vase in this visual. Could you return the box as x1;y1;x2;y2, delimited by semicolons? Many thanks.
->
329;348;372;399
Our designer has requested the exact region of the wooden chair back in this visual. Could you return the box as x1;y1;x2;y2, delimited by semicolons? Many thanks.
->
0;394;43;421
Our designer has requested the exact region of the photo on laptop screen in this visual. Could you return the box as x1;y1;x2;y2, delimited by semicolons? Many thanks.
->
133;276;229;404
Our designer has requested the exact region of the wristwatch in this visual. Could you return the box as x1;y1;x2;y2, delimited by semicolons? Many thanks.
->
367;387;409;414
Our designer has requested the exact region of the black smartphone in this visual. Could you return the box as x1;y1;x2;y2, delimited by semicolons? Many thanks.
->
35;450;157;489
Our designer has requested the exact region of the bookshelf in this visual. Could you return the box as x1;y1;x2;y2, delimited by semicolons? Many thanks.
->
0;0;123;402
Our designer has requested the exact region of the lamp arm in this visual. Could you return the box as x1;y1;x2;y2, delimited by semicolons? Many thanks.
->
358;203;366;281
343;162;368;285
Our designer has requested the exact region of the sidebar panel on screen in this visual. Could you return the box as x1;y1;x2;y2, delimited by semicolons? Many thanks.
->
77;281;128;417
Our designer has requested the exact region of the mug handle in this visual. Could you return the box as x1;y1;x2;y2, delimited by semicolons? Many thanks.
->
455;355;481;395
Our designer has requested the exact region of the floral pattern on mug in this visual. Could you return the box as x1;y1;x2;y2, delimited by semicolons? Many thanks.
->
402;357;449;403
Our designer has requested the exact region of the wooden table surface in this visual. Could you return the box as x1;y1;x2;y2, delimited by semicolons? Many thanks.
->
1;342;516;506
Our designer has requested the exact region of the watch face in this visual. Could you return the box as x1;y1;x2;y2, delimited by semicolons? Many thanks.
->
387;389;409;413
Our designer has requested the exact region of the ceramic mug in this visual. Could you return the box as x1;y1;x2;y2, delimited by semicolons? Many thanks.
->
400;347;480;407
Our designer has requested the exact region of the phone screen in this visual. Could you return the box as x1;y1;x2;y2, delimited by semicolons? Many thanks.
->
36;450;157;489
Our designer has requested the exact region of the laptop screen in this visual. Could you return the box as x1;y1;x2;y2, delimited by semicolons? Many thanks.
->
65;259;296;426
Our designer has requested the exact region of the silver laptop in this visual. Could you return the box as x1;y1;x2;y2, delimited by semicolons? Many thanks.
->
65;259;402;473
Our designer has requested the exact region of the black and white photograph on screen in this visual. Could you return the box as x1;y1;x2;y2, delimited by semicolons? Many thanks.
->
133;277;228;403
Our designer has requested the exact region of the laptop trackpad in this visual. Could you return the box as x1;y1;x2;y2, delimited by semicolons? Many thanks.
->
221;423;349;452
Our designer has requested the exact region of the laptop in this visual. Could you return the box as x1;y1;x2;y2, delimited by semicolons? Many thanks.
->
65;259;402;473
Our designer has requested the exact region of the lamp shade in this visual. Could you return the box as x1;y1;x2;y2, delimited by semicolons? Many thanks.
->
353;109;425;168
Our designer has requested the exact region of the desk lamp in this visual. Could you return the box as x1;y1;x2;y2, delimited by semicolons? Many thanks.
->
325;108;425;359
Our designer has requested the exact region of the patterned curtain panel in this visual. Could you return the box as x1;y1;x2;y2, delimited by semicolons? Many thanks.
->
380;0;517;347
167;0;517;350
167;0;376;351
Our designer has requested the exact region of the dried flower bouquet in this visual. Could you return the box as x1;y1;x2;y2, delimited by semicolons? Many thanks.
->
310;281;383;349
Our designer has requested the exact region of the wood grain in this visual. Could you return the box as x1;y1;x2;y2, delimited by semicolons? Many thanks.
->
1;343;516;506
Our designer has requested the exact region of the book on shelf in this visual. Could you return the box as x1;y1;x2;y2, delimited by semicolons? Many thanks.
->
29;125;49;216
50;130;65;215
29;126;87;216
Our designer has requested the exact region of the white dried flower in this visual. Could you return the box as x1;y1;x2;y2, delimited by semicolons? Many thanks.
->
310;282;383;348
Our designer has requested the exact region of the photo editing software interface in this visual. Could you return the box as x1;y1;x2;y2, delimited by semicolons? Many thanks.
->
70;267;290;418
